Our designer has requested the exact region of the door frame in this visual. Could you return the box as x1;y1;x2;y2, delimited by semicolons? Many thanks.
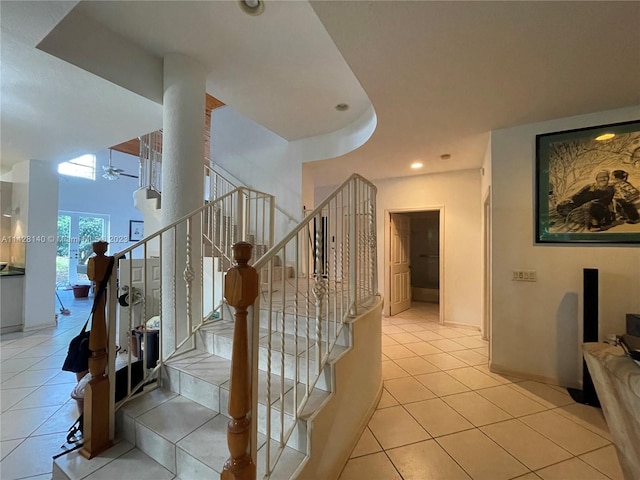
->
384;206;445;324
482;187;492;345
57;210;110;285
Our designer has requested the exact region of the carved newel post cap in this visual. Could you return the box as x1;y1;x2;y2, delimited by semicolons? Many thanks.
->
225;242;258;308
87;241;109;281
232;241;253;265
92;241;109;256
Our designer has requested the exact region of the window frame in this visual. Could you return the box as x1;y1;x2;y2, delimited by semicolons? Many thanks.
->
57;154;97;180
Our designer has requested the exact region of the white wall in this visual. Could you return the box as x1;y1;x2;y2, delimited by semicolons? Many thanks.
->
211;106;302;234
211;105;378;242
370;170;482;327
490;105;640;387
58;149;142;255
11;160;59;330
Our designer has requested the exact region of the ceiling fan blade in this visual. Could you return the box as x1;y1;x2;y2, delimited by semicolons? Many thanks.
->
120;173;139;179
102;170;119;180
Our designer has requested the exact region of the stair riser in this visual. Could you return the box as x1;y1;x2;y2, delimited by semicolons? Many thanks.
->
163;357;326;414
199;315;349;351
162;365;221;411
258;348;332;391
219;387;308;453
115;411;183;474
115;391;305;479
195;330;333;391
258;310;351;347
176;447;218;480
135;422;177;472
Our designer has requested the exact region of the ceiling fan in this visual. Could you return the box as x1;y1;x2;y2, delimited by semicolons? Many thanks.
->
102;148;138;180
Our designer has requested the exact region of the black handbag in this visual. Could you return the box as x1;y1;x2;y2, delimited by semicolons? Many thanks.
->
61;258;115;373
61;321;91;373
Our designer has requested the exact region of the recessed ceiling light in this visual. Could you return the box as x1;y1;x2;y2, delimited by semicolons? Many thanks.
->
335;103;349;112
595;133;615;141
411;162;423;169
239;0;264;15
440;154;451;160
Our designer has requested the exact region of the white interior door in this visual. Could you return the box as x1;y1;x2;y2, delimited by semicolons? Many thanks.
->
390;213;411;315
118;258;161;349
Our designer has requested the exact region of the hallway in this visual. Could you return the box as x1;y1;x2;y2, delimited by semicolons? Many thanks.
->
339;302;622;480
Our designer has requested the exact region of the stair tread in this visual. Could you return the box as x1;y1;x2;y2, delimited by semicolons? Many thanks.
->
257;440;307;479
131;394;219;443
219;370;331;414
201;320;350;358
54;442;173;480
175;412;229;475
163;348;331;418
119;386;179;419
176;412;268;476
116;390;306;480
167;351;232;386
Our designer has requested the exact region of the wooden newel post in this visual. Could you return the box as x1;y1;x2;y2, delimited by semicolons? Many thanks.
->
80;241;113;459
222;242;258;480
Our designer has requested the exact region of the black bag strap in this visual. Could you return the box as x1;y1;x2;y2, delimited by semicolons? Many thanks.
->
80;257;116;332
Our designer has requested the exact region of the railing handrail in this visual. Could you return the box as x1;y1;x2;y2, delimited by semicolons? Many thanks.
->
246;173;378;477
254;173;376;271
209;161;300;224
113;186;274;260
204;163;236;189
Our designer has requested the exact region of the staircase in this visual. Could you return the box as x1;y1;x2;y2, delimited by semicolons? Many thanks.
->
53;174;382;480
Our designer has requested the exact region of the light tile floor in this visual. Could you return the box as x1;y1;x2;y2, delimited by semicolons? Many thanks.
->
1;290;94;480
0;298;624;480
339;302;624;480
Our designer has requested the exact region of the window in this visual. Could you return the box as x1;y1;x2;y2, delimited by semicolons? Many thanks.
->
58;154;96;180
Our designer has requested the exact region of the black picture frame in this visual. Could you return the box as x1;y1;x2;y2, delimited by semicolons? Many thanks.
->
536;120;640;244
129;220;144;242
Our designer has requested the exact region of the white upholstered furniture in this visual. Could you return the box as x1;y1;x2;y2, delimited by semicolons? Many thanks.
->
583;343;640;480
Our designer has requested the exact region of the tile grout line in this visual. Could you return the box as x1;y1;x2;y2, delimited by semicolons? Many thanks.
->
344;303;620;480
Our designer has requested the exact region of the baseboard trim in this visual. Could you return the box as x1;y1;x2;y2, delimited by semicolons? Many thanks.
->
489;362;577;389
443;321;480;331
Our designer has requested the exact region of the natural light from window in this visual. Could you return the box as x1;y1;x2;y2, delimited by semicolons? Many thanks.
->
58;154;96;180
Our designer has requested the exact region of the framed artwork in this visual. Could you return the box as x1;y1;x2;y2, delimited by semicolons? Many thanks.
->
536;120;640;244
129;220;144;242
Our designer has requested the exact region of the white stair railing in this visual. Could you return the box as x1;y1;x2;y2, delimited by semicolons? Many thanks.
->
138;132;236;203
204;162;236;202
138;131;163;193
243;173;378;478
104;186;274;430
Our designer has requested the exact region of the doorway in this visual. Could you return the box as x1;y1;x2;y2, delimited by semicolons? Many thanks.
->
386;208;443;323
56;211;109;286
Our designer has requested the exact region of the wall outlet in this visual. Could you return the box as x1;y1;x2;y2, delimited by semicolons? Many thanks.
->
512;270;537;282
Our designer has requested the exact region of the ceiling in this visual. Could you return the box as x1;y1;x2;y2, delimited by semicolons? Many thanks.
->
1;1;639;186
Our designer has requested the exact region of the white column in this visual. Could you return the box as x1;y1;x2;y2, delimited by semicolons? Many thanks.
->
161;54;205;359
11;160;59;331
162;53;205;223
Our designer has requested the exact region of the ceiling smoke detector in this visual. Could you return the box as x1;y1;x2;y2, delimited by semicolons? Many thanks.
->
239;0;264;16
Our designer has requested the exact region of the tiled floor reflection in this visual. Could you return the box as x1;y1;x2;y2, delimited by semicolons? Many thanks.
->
339;302;624;480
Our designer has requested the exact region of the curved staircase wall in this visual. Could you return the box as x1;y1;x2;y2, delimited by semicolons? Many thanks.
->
295;296;383;480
